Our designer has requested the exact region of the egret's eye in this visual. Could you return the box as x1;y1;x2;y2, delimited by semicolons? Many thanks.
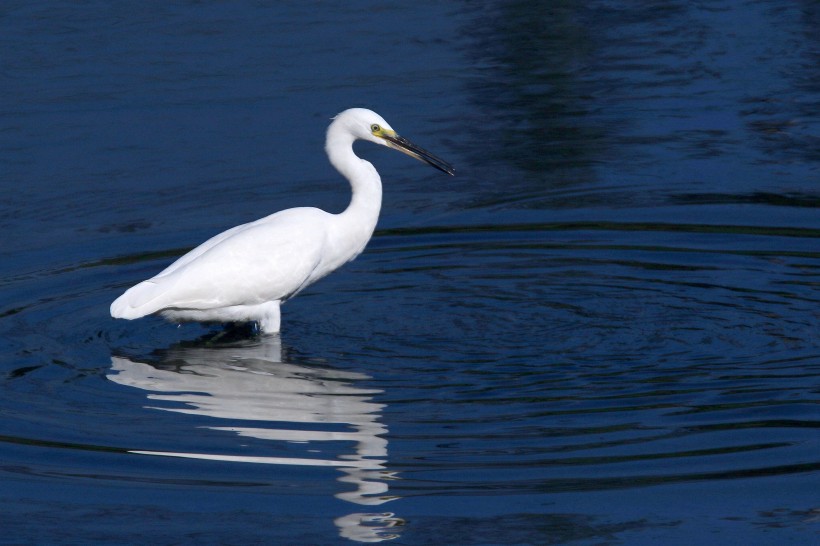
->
371;124;381;133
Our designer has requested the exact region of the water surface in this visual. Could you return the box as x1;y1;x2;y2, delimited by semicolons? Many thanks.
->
1;1;818;544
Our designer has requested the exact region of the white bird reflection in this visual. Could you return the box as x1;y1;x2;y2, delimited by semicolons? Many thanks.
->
107;336;403;543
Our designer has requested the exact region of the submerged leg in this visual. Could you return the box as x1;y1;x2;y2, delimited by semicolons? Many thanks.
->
225;321;260;337
196;321;259;344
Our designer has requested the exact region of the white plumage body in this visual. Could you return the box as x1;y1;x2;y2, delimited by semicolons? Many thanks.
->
110;108;452;334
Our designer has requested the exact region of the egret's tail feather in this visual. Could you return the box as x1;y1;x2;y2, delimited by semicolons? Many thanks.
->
110;280;166;319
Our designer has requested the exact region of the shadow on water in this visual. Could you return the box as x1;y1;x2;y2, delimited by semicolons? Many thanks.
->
455;0;820;215
107;335;403;543
455;0;610;207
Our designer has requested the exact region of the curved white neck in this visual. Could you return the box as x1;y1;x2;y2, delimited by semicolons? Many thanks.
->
324;120;383;256
326;123;382;218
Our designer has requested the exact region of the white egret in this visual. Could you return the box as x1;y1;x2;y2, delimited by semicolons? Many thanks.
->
110;108;454;334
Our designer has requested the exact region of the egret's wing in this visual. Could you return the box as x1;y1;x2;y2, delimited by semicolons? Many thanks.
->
156;221;252;277
111;208;330;319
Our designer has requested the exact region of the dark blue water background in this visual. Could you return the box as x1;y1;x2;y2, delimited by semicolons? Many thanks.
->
1;1;818;544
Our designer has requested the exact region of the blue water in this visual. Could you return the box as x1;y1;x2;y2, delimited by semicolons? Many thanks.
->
1;1;819;544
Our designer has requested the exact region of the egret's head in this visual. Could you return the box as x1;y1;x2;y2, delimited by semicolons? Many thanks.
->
332;108;455;176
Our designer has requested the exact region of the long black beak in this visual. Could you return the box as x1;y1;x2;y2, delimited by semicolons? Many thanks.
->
383;133;455;176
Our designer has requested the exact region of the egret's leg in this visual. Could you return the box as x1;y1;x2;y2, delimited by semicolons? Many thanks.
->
202;321;258;343
249;321;261;336
258;301;281;334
